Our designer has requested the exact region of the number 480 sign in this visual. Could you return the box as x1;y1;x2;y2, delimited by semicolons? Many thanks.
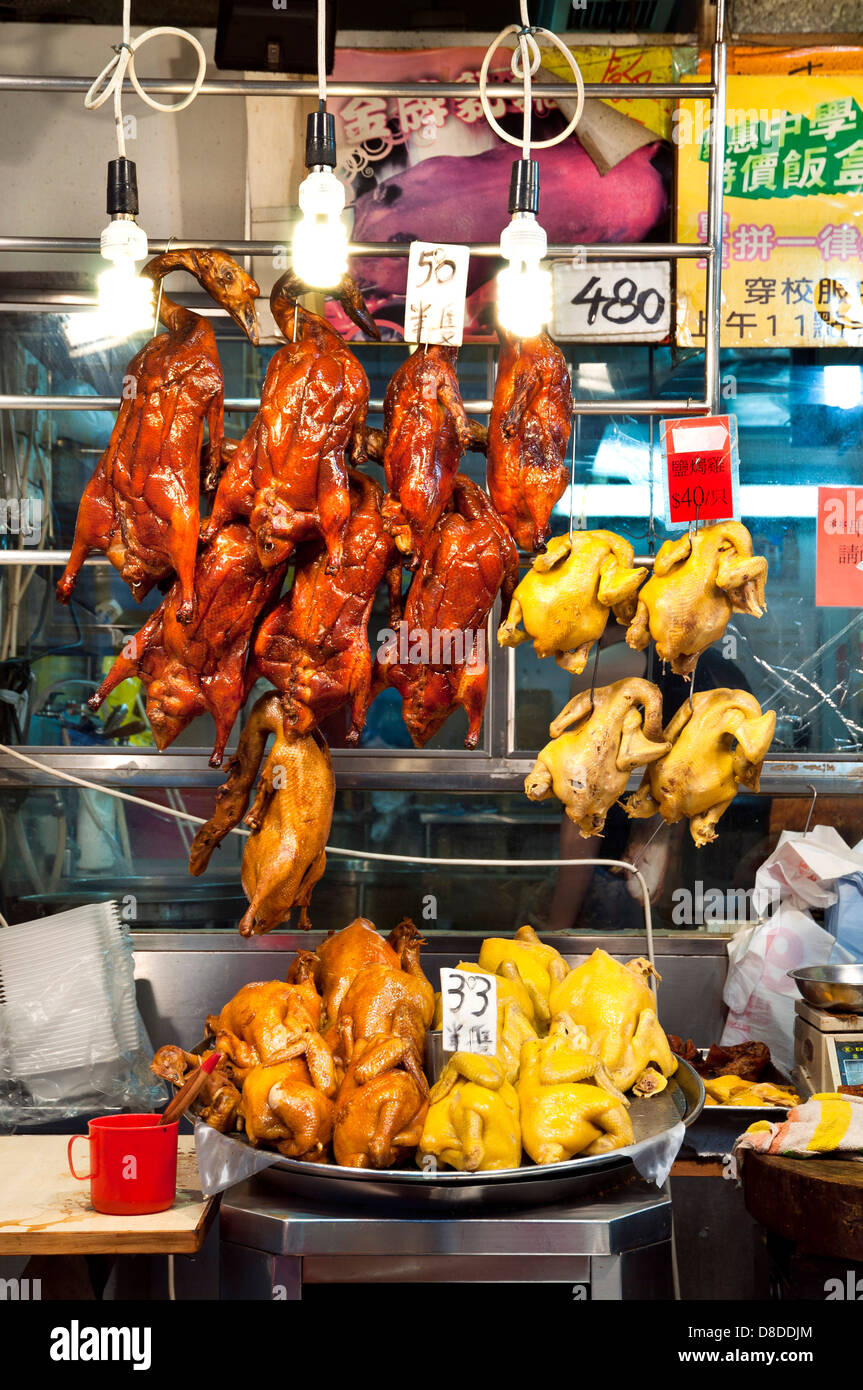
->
552;259;671;343
404;241;470;347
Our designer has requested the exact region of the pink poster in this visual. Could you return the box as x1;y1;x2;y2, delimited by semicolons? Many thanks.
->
325;47;672;341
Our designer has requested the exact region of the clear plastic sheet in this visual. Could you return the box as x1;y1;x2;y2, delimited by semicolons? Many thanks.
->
0;900;166;1130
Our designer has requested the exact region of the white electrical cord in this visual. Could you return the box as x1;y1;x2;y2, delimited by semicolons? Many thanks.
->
317;0;327;107
84;0;207;158
0;741;656;968
478;0;585;155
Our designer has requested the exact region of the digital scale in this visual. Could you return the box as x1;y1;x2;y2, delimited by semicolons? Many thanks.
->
793;999;863;1095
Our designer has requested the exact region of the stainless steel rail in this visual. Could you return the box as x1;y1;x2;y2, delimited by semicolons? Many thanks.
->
0;236;713;260
0;395;710;415
0;75;716;99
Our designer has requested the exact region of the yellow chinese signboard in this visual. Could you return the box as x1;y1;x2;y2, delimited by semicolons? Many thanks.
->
677;68;863;348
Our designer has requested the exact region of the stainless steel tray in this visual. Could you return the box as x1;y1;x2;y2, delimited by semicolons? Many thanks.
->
240;1057;704;1210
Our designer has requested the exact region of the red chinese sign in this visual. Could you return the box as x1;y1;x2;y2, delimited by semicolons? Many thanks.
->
661;415;739;527
815;486;863;607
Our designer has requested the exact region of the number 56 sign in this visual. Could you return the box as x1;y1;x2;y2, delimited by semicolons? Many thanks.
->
404;241;470;347
439;967;498;1056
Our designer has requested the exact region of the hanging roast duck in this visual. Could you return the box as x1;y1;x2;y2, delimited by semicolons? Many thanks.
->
204;270;380;572
57;249;260;621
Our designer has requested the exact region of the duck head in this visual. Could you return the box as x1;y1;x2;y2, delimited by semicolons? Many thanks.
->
144;248;260;344
270;269;381;342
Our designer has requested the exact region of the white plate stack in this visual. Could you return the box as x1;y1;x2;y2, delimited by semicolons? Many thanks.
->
0;901;140;1104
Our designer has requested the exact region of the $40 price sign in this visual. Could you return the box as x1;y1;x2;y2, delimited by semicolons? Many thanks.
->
439;967;498;1056
661;415;741;529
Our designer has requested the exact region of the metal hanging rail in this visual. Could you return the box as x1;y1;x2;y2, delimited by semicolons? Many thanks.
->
0;75;716;99
0;394;709;414
0;237;713;260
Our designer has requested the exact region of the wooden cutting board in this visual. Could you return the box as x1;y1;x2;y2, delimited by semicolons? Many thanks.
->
742;1151;863;1263
0;1136;215;1255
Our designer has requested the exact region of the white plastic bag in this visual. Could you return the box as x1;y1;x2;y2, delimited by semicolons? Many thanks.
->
720;826;857;1074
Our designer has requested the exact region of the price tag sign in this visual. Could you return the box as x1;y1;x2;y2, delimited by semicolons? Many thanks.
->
661;415;740;529
552;260;671;343
404;240;470;347
815;486;863;607
439;968;497;1056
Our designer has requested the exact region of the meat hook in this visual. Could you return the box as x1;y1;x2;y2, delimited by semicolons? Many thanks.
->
803;783;817;834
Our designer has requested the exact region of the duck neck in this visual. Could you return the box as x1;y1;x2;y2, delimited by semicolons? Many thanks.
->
142;250;203;333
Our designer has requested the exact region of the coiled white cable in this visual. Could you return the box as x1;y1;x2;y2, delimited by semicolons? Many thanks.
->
478;0;585;156
84;0;207;158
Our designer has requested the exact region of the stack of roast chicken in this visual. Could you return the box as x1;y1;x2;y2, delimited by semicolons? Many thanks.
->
152;918;679;1171
58;246;775;937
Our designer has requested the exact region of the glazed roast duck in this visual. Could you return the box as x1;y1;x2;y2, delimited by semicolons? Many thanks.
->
57;249;260;621
205;270;380;572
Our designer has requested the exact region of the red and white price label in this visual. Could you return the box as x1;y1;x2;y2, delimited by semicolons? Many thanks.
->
661;415;740;529
404;240;470;347
439;968;497;1056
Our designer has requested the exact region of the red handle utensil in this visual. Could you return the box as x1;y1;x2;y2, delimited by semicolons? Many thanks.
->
159;1050;221;1127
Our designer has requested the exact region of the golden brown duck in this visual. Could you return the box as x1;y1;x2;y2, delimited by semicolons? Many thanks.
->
625;522;768;676
57;249;260;620
626;687;776;846
419;1052;521;1172
189;694;335;934
524;678;670;837
332;1033;429;1169
315;918;403;1024
486;330;572;553
239;1057;335;1161
518;1016;634;1164
150;1045;242;1133
549;950;678;1094
497;530;646;673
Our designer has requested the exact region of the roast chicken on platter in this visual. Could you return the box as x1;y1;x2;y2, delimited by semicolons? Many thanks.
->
498;530;646;673
625;522;768;676
486;330;572;553
154;922;681;1172
524;678;670;837
57;249;260;621
626;687;776;845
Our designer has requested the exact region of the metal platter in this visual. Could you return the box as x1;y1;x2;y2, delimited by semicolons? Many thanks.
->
228;1058;705;1211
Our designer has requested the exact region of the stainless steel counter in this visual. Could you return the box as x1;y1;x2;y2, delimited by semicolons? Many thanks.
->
219;1172;673;1301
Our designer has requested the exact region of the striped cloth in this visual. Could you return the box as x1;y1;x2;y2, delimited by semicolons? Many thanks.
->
733;1093;863;1161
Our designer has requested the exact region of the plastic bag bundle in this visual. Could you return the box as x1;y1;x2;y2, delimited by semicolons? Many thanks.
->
0;900;164;1127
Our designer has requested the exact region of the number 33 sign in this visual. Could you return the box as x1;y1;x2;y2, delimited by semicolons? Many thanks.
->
439;968;498;1056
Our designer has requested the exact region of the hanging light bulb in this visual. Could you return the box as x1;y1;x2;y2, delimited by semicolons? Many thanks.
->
496;159;552;339
292;110;349;289
96;157;154;339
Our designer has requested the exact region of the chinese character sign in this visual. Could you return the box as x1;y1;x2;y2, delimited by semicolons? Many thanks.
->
661;415;740;528
404;241;470;346
815;486;863;607
677;71;863;348
439;968;498;1056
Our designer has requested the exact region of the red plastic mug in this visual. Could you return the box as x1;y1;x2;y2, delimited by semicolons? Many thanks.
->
67;1115;179;1215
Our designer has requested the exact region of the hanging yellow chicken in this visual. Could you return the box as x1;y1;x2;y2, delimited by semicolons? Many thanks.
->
518;1016;634;1163
625;522;767;676
419;1052;522;1172
524;678;670;837
625;688;776;846
497;530;647;673
549;950;678;1094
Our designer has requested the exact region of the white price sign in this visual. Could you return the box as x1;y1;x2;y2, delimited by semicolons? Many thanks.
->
552;260;671;343
404;240;470;347
439;968;498;1056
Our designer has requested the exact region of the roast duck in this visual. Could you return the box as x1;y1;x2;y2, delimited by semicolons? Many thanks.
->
57;249;260;621
155;923;680;1172
486;331;572;553
204;270;380;572
189;692;335;935
375;474;518;748
248;469;400;745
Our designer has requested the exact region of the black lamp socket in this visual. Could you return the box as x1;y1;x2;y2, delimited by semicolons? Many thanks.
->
106;158;139;218
305;110;337;169
509;159;540;216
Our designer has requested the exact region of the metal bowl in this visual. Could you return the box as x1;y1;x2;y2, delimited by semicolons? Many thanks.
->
788;964;863;1013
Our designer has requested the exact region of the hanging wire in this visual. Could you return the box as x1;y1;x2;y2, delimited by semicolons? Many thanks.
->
317;0;328;108
477;0;585;156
